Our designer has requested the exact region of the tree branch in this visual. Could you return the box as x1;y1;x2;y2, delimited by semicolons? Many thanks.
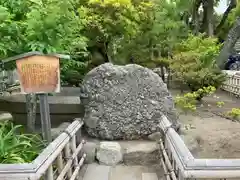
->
214;0;237;35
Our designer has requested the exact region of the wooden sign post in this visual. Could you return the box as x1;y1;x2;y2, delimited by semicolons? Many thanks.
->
4;52;70;143
16;55;61;143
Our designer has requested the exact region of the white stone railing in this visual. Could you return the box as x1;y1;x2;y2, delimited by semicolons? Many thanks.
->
221;70;240;97
159;115;240;179
0;119;86;180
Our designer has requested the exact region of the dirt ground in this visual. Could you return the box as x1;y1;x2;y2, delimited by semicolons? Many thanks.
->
170;89;240;158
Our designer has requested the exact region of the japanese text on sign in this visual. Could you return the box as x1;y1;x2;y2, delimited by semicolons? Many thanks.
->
16;55;60;94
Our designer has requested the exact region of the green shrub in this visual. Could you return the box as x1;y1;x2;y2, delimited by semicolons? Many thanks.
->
216;101;225;108
175;92;198;113
153;57;170;67
227;108;240;121
61;70;83;87
171;34;226;95
0;121;45;164
175;86;216;113
194;86;216;100
60;60;88;86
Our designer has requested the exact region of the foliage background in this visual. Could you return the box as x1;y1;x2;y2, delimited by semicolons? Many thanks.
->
0;0;238;88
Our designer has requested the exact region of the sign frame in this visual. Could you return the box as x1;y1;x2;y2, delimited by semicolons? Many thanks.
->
16;55;61;94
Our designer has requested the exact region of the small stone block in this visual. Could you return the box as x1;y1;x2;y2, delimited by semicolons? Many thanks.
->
97;141;122;165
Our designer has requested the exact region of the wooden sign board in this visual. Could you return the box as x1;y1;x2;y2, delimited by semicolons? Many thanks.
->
16;55;60;94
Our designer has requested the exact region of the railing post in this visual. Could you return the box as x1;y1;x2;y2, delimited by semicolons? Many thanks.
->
45;166;54;180
64;143;73;178
74;118;82;145
70;135;79;168
56;152;64;174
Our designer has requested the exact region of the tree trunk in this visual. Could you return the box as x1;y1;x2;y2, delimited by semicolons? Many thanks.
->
160;66;165;82
26;93;37;132
192;0;202;35
166;67;171;88
202;0;214;36
93;41;110;64
217;17;240;69
215;0;237;35
201;1;208;33
104;41;112;63
166;52;172;88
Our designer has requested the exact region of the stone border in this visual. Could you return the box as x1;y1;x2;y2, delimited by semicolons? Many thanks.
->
160;115;240;179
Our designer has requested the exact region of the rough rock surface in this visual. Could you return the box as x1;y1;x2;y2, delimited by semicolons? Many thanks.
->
80;63;179;140
96;142;122;165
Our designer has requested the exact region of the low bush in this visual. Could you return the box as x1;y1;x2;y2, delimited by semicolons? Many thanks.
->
0;121;45;164
60;59;88;86
175;92;197;113
227;108;240;121
216;101;225;108
171;34;226;97
175;86;216;113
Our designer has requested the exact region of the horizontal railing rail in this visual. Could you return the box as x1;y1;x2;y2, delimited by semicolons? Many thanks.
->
0;119;86;180
159;115;240;179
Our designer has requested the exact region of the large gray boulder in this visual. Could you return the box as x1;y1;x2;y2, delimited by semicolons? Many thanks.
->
80;63;179;140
